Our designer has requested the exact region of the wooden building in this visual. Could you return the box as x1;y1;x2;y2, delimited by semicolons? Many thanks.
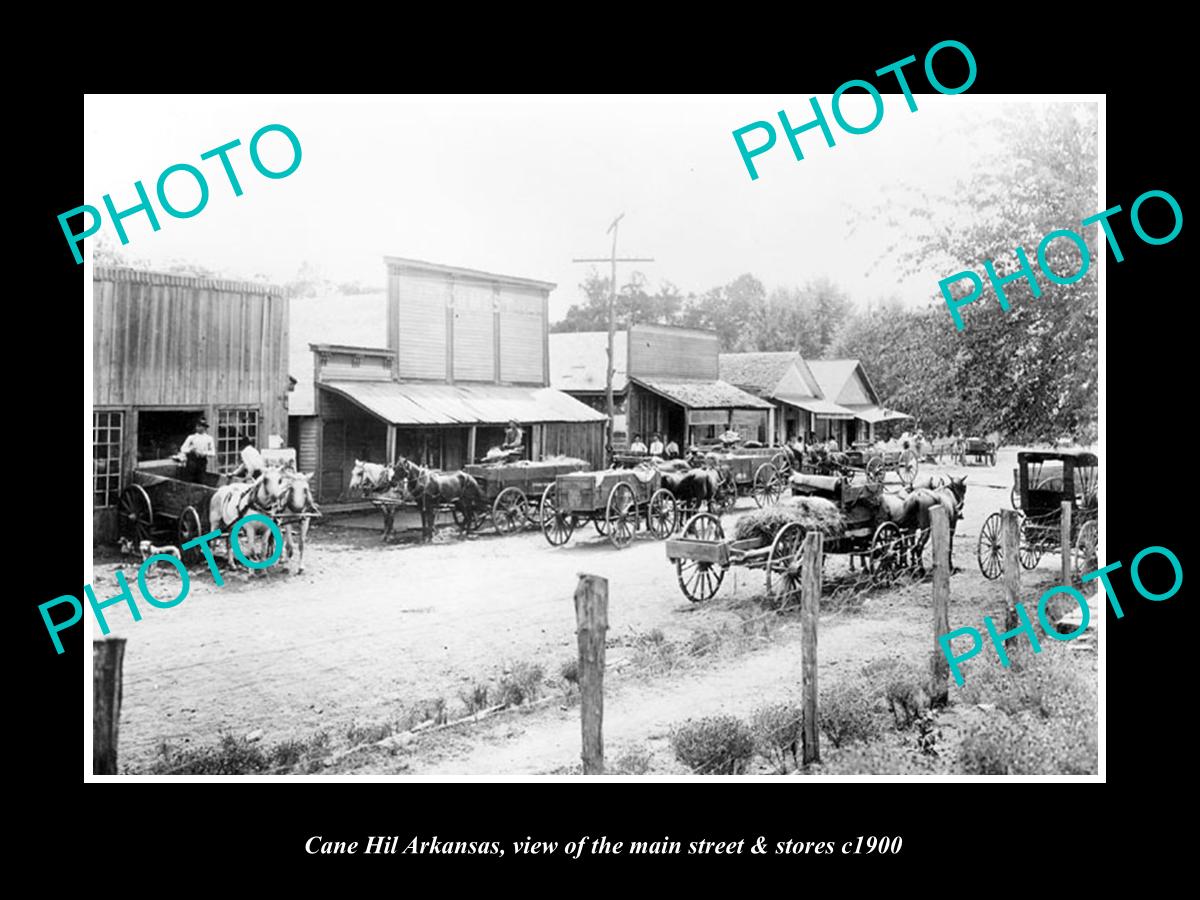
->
300;257;606;502
621;325;773;447
92;266;290;540
807;358;912;446
719;351;857;445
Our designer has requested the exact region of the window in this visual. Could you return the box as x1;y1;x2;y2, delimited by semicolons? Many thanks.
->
93;411;123;508
217;409;259;472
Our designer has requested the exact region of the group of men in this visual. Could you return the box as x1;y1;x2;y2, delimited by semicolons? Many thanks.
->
627;433;680;459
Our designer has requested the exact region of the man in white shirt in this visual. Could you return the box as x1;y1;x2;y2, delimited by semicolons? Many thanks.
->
231;433;266;480
629;434;648;454
179;419;216;483
648;433;665;456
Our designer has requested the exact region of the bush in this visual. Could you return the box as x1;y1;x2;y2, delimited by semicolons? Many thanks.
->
821;739;940;775
459;682;491;715
558;657;579;686
820;681;882;748
498;661;544;707
671;715;755;775
751;703;804;772
613;746;654;775
959;710;1096;775
149;734;269;775
884;667;930;729
957;648;1092;720
346;720;394;746
400;697;448;730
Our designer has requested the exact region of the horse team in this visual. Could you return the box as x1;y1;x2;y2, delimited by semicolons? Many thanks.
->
208;466;318;573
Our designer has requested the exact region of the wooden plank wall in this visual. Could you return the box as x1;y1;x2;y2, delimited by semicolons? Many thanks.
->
92;268;289;439
542;422;605;470
628;325;719;381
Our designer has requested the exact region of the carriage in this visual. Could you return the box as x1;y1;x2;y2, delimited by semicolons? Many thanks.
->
957;436;997;466
840;444;920;487
539;466;677;549
116;459;313;565
977;450;1098;581
663;471;925;604
463;458;591;535
704;447;788;512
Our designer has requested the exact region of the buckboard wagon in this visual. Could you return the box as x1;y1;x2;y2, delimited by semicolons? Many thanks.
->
464;458;591;535
978;450;1098;581
842;444;920;487
664;472;926;604
706;447;788;511
540;466;676;549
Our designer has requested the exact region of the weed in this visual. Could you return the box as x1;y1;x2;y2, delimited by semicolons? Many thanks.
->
670;715;755;775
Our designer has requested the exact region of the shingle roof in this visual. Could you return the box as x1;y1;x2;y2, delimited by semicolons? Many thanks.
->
718;352;800;396
549;331;629;393
631;377;774;410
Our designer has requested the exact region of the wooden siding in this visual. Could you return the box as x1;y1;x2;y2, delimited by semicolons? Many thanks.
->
393;271;448;380
296;417;319;476
627;325;719;381
498;287;545;384
541;421;605;470
315;389;387;501
92;267;289;441
838;370;873;406
452;282;496;381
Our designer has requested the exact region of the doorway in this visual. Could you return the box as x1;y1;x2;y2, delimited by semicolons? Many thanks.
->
138;409;205;463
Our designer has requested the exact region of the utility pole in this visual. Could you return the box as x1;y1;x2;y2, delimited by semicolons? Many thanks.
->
572;213;654;458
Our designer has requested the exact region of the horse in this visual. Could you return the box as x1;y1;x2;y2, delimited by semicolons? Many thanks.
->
909;472;950;491
660;466;722;517
394;457;484;543
349;459;407;541
260;467;319;574
877;476;967;571
208;474;277;572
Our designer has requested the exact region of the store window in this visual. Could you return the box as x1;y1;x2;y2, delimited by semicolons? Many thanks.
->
93;411;123;508
218;409;259;472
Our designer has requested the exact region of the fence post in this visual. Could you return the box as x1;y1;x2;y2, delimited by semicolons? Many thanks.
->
800;532;822;765
574;574;608;775
1060;501;1073;585
93;638;126;775
1000;509;1021;648
930;506;951;708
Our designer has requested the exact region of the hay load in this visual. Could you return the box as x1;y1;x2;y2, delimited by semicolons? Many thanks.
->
733;497;845;543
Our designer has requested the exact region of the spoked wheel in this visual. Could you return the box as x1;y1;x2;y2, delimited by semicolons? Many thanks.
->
676;513;726;603
492;487;528;535
752;462;782;508
1018;517;1043;570
907;531;928;574
539;484;575;547
770;450;792;479
646;488;678;539
118;484;154;544
870;522;904;582
765;522;806;607
606;482;639;549
977;512;1003;580
866;455;885;486
177;506;204;565
593;515;609;536
1010;484;1021;510
1072;519;1098;581
898;449;919;487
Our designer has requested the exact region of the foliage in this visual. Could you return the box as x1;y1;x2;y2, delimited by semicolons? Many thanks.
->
670;715;756;775
958;711;1096;775
558;657;579;686
820;739;940;775
147;732;330;775
459;682;492;715
819;680;883;748
750;702;804;773
497;661;544;707
613;745;655;775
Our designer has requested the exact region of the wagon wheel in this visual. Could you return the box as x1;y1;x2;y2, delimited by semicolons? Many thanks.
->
606;482;638;549
492;487;528;536
770;450;792;479
1019;517;1043;570
869;522;903;582
177;506;204;566
907;530;928;574
539;484;575;547
977;512;1004;580
676;513;726;603
646;488;678;539
1010;484;1021;510
117;484;154;544
765;522;807;607
593;515;609;536
752;462;782;508
898;449;919;487
865;455;885;486
1072;519;1098;582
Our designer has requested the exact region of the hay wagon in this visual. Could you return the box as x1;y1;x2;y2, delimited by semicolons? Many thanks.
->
464;458;591;535
664;472;924;604
978;450;1098;581
540;467;677;549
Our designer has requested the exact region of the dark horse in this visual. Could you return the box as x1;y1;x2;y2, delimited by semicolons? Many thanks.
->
878;476;968;571
394;457;484;542
659;466;723;516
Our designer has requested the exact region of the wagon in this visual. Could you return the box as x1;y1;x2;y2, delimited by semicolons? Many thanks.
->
663;472;925;604
977;450;1098;581
957;436;997;466
539;467;677;549
464;458;591;535
704;447;787;512
842;445;920;487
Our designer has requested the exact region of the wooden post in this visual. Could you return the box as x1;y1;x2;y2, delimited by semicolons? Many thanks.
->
930;506;951;707
466;426;476;466
800;532;822;765
1001;509;1021;644
574;574;608;774
1060;500;1072;585
93;638;126;775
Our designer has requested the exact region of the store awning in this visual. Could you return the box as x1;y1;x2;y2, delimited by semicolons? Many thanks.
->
319;380;608;426
774;393;857;420
847;404;913;424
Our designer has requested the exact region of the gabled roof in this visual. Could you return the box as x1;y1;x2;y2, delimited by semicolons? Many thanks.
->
719;351;823;399
808;359;880;407
549;331;629;393
630;377;774;411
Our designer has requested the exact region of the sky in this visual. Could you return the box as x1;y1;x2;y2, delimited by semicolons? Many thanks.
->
83;94;1089;322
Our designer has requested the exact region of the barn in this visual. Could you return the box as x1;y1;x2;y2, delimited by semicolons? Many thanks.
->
297;257;606;502
91;266;290;542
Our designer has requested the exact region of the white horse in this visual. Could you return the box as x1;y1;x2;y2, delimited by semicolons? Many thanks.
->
208;475;275;572
261;467;319;574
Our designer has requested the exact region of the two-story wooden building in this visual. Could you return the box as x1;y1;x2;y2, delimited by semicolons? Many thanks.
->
719;351;857;445
301;257;606;502
92;266;290;541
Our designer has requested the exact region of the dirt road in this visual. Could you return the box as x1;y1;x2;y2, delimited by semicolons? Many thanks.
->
96;448;1052;771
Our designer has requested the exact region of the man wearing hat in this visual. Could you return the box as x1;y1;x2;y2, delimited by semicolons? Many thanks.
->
179;418;216;483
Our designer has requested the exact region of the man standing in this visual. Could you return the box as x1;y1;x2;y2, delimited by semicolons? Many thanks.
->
629;434;648;454
179;418;216;483
649;433;665;457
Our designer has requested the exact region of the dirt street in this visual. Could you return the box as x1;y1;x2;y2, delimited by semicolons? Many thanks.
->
95;448;1065;771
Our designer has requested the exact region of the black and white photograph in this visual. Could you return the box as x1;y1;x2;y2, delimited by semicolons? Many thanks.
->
82;92;1102;779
